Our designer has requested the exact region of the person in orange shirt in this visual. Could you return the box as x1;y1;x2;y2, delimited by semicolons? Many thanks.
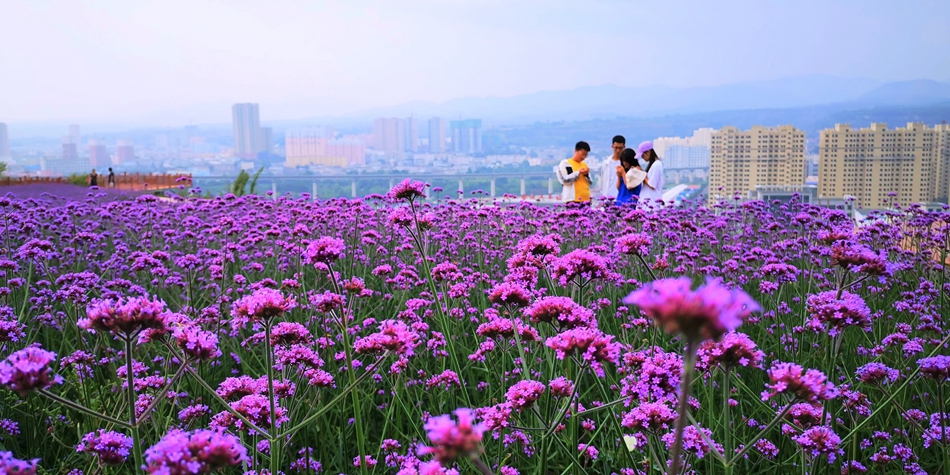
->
556;141;592;204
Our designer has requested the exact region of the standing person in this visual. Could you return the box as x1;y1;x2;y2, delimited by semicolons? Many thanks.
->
107;168;116;188
88;169;98;187
615;148;643;207
555;141;592;204
637;141;665;206
599;135;626;200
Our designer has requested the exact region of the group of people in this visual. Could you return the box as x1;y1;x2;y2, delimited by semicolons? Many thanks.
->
554;136;664;207
88;168;117;188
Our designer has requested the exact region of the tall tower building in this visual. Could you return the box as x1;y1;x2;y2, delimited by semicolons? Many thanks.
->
428;117;447;153
450;119;482;153
232;103;262;159
68;124;81;146
708;125;806;203
0;123;9;158
259;127;274;155
62;139;78;160
653;128;715;169
373;118;405;153
818;122;950;208
88;140;109;168
116;141;135;164
404;117;418;153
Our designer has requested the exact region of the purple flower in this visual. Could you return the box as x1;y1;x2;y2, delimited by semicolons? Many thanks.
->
488;282;532;308
79;296;170;339
918;355;950;382
302;237;346;265
230;288;296;331
762;362;837;403
622;401;676;432
549;249;612;286
77;429;133;466
697;332;764;370
0;346;62;396
389;179;427;201
623;277;760;343
615;232;652;255
419;408;485;465
661;425;723;459
173;325;221;361
806;291;871;336
143;429;247;474
355;319;420;356
505;380;546;411
0;451;39;474
545;327;620;371
855;362;900;385
524;296;595;329
548;377;574;398
793;426;843;462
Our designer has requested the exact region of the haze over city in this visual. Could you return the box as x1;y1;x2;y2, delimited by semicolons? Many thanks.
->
3;0;950;129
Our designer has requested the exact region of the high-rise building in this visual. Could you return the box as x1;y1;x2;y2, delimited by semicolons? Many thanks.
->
373;118;405;153
68;124;81;146
116;141;135;164
451;119;482;153
259;127;274;155
285;128;365;167
404;117;418;153
0;123;9;158
428;117;447;153
818;122;950;208
653;128;715;169
62;139;78;160
232;103;262;159
708;125;807;203
88;140;109;169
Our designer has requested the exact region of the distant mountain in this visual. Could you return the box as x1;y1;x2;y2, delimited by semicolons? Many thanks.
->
854;79;950;106
349;75;887;123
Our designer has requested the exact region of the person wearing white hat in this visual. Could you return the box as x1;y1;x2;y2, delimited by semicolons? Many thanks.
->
637;140;665;205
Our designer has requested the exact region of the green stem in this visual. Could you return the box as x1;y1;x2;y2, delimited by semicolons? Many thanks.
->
36;389;132;428
723;367;733;473
124;339;145;471
939;382;947;475
135;361;190;426
185;366;270;437
667;340;697;475
264;322;281;474
728;403;794;465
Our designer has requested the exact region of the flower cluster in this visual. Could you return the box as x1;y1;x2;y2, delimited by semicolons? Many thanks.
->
143;429;247;474
0;346;62;396
77;429;133;466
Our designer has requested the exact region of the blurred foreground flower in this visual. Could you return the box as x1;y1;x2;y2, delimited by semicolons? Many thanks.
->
419;408;486;465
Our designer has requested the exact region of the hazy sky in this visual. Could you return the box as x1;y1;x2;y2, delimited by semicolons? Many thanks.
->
2;0;949;124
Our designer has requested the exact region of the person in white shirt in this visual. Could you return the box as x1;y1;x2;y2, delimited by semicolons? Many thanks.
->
636;140;665;207
598;135;626;201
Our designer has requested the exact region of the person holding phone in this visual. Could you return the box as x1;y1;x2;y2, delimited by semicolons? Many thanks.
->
555;141;592;204
615;148;642;207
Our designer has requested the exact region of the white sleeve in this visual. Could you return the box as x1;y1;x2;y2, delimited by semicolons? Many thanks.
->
648;162;664;190
559;161;581;183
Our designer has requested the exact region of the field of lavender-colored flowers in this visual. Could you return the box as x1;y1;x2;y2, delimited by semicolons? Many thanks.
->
0;182;948;475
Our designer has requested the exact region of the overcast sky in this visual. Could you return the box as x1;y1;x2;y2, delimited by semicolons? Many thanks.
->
2;0;949;124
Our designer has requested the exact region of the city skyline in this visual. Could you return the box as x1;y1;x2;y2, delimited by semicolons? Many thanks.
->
2;1;950;125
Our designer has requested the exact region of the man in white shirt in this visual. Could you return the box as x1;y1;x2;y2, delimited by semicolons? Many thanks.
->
598;135;626;200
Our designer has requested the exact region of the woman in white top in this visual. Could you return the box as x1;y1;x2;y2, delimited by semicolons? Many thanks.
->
636;140;665;205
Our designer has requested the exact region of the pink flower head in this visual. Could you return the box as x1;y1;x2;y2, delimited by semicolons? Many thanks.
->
549;249;612;286
918;355;950;382
80;296;170;339
143;429;247;474
855;362;900;385
419;409;485;465
389;179;427;201
661;425;723;460
548;377;574;398
615;232;652;255
792;426;843;462
231;288;296;330
173;325;221;361
806;290;871;336
524;296;595;329
77;429;133;466
0;346;62;396
354;320;420;356
623;277;759;343
488;282;532;308
303;236;346;265
0;451;39;474
697;332;764;370
622;401;676;432
762;362;837;403
505;380;546;411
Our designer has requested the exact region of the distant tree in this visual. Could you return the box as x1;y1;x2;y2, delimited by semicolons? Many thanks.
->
248;167;265;195
0;162;6;176
230;170;250;196
66;173;87;186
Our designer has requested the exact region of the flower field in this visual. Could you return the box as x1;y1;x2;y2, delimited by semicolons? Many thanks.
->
0;183;948;475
